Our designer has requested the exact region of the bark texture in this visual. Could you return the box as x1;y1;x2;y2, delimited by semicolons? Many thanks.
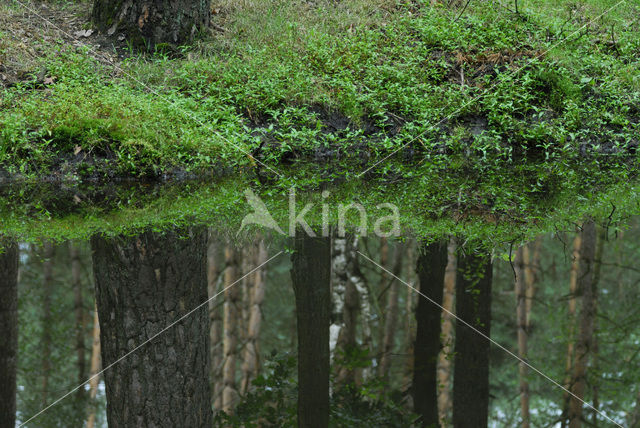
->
568;220;598;428
412;240;448;428
0;240;18;428
86;303;102;428
452;249;493;428
91;227;212;428
222;246;240;413
241;240;267;394
291;232;331;428
92;0;210;49
437;238;456;425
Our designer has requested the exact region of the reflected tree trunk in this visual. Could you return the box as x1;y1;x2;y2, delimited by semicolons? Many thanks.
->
222;246;240;413
70;242;87;398
91;227;212;428
379;243;403;381
412;240;448;427
291;231;330;428
437;238;456;425
562;232;582;426
207;236;223;410
452;248;493;428
0;239;18;428
514;246;530;428
86;303;101;428
568;220;598;428
348;237;373;383
590;227;605;427
41;241;54;407
241;240;267;394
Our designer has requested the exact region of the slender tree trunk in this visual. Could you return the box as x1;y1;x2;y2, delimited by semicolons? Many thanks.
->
452;248;493;428
291;231;331;428
207;236;224;410
222;246;240;413
0;239;18;428
378;243;403;380
412;240;448;428
568;220;598;428
523;238;542;329
590;227;605;428
330;236;348;363
70;243;87;398
86;303;101;428
41;241;54;407
404;243;417;389
562;232;582;426
437;238;456;425
91;0;211;49
514;246;530;428
347;237;373;383
91;227;212;428
241;240;267;395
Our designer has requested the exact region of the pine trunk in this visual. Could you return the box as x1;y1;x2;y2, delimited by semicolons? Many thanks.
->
91;0;210;49
222;246;240;413
437;238;456;425
91;227;212;428
291;232;331;428
562;232;582;426
0;239;18;428
378;242;403;380
207;236;224;410
41;241;54;407
452;249;493;428
514;246;530;428
86;303;101;428
568;220;598;428
241;240;267;394
70;243;87;397
412;240;448;427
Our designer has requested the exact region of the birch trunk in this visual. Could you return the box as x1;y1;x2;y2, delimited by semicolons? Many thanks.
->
568;220;597;428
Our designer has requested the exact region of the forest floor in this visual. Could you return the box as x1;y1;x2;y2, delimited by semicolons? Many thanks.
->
1;0;640;241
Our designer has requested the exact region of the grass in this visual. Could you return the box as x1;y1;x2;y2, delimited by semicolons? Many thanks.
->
0;0;639;240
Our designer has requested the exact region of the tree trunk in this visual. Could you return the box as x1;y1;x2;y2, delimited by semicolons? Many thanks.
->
404;242;417;389
41;241;54;407
291;231;331;428
70;242;87;398
0;239;18;428
241;240;267;395
91;227;212;428
514;246;530;428
378;242;403;380
630;388;640;428
222;246;240;413
562;232;582;427
412;240;448;428
568;220;598;428
207;236;224;410
452;248;493;428
330;236;348;363
86;303;102;428
91;0;210;49
437;238;456;425
590;227;605;428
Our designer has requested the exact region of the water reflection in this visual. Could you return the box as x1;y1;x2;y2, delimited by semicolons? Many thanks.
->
4;219;640;427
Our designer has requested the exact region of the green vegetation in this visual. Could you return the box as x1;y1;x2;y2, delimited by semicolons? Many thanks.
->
1;0;639;240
